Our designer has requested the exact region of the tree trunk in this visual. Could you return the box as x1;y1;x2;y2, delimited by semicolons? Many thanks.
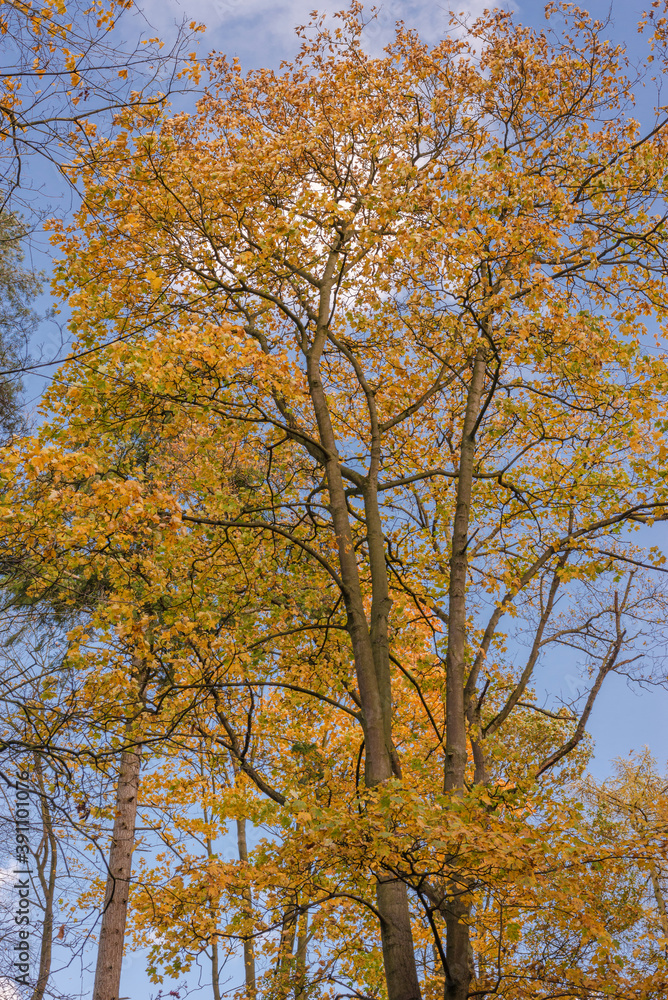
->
294;908;308;998
649;858;668;950
92;744;142;1000
236;817;257;999
205;820;222;1000
443;899;472;1000
276;905;297;998
297;268;423;1000
444;344;487;795
443;343;488;1000
305;309;422;1000
32;756;57;1000
210;937;222;1000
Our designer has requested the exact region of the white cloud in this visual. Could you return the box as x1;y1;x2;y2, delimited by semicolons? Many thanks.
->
134;0;516;64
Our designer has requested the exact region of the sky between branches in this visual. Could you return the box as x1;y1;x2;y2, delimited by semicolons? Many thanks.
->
22;0;668;778
113;0;667;773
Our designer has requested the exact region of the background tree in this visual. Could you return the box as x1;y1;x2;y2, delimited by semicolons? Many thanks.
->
0;0;203;397
0;210;39;439
587;751;668;956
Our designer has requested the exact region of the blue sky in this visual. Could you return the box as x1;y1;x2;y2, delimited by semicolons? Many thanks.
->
109;0;668;778
7;3;668;997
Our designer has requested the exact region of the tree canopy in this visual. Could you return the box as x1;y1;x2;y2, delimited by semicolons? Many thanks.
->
2;3;668;1000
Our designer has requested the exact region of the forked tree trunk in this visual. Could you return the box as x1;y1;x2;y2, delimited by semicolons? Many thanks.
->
92;745;142;1000
305;294;422;1000
443;344;489;1000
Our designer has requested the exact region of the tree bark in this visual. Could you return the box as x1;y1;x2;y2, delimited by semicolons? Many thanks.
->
304;271;422;1000
649;859;668;947
443;898;472;1000
32;756;57;1000
443;343;488;1000
205;820;223;1000
92;744;142;1000
294;908;308;998
210;937;222;1000
444;344;487;795
276;905;297;997
236;817;257;999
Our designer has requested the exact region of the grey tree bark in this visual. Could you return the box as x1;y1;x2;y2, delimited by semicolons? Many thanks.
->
236;816;257;998
32;756;57;1000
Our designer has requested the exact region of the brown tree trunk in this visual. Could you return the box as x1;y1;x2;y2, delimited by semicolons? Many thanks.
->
210;937;222;1000
276;905;297;998
443;343;488;1000
32;757;57;1000
443;899;472;1000
444;344;487;795
305;291;422;1000
92;744;142;1000
294;908;308;998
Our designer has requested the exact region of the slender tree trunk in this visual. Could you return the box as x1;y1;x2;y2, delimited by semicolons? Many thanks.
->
210;937;222;1000
443;343;488;1000
204;819;223;1000
294;908;308;998
305;294;422;1000
92;744;142;1000
32;756;57;1000
276;905;297;998
445;344;487;795
236;817;257;998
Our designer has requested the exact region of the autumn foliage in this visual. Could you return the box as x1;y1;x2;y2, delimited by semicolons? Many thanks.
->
2;3;668;999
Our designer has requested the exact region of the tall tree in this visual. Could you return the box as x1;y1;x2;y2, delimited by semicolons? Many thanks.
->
8;3;668;998
588;751;668;954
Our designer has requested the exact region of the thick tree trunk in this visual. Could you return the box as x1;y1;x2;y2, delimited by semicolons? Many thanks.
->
32;757;57;1000
92;745;142;1000
305;282;422;1000
444;900;472;1000
443;343;488;1000
376;879;421;997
